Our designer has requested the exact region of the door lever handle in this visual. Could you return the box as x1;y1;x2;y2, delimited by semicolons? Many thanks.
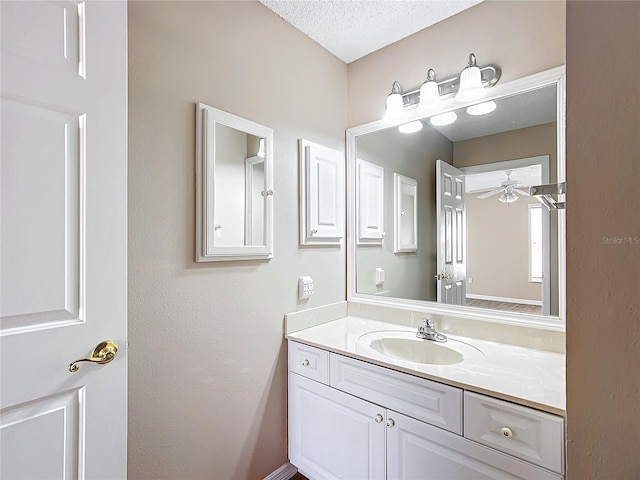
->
69;340;118;372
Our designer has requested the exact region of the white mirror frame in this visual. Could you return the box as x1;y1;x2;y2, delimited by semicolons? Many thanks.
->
346;66;566;330
196;103;274;262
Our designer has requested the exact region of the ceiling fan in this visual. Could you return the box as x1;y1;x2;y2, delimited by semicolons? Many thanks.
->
476;170;530;203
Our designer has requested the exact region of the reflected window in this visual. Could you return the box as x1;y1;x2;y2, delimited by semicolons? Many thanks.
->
529;204;543;282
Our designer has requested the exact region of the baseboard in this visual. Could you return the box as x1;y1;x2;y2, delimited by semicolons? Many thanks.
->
466;293;542;306
264;462;298;480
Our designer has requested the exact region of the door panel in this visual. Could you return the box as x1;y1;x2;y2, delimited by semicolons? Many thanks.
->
0;1;127;478
436;160;467;305
1;388;83;480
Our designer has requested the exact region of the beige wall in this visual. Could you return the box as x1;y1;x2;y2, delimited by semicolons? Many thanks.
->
347;1;566;127
465;194;542;302
453;123;557;180
356;126;452;300
566;1;640;477
127;2;347;478
454;123;558;313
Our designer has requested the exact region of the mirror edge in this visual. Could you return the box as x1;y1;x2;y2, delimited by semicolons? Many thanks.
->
195;102;274;263
346;66;566;330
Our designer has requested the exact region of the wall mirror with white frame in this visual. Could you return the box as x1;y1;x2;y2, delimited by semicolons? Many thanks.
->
347;67;566;327
196;103;274;262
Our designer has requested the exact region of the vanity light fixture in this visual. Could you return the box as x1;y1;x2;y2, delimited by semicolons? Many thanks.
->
398;120;423;134
455;53;487;102
383;81;404;121
417;69;440;113
466;100;497;116
430;111;457;126
381;53;500;121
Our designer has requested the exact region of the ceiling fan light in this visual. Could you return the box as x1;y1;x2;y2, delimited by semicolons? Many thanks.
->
499;192;519;203
398;120;423;134
467;101;497;116
430;111;457;126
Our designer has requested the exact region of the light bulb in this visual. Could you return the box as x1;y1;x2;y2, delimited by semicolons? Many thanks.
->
456;54;486;102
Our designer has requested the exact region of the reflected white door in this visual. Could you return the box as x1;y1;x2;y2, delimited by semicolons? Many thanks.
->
1;2;127;478
436;160;466;305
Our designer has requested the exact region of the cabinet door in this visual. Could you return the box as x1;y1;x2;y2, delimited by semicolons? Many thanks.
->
299;139;344;245
387;412;562;480
289;373;386;480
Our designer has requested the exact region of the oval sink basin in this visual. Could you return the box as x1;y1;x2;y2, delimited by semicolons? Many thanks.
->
357;331;483;366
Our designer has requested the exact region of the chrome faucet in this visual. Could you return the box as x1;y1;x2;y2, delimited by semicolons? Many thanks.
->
416;318;447;343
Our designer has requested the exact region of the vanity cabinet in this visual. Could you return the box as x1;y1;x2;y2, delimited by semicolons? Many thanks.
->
288;341;564;480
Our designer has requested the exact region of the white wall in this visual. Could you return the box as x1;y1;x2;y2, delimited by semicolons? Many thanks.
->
127;2;347;478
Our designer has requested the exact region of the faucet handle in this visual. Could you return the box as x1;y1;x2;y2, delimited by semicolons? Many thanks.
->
421;318;435;329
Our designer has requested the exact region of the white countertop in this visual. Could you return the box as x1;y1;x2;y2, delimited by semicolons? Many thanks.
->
286;316;565;415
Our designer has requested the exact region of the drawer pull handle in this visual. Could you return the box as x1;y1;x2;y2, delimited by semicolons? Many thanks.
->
500;427;514;438
374;414;383;423
387;418;395;428
301;359;309;367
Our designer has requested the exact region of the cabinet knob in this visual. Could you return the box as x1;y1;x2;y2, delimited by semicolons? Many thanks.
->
500;427;514;438
374;414;383;423
301;359;309;367
386;418;395;428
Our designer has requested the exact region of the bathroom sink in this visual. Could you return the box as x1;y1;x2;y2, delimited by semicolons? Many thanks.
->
357;331;483;365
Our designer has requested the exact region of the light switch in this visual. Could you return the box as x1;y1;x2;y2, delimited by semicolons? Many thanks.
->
298;276;314;299
468;277;473;284
375;268;385;286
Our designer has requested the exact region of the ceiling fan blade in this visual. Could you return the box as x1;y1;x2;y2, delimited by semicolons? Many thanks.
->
513;189;530;196
478;188;503;199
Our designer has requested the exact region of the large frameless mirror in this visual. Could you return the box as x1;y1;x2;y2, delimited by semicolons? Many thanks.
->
347;67;566;326
196;103;274;262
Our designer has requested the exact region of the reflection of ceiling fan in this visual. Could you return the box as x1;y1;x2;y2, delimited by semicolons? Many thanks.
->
477;170;530;203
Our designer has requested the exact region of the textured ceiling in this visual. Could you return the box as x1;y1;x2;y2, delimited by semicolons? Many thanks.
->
259;0;483;64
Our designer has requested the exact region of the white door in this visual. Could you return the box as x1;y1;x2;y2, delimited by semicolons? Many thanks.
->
288;373;386;480
1;2;127;478
387;412;562;480
436;160;466;305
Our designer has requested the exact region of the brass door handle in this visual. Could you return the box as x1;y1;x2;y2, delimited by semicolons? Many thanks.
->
68;340;118;372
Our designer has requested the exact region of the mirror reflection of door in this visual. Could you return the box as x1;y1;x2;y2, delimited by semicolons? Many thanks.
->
436;160;466;305
214;124;265;246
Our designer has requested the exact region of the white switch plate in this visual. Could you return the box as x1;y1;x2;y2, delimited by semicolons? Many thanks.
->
375;268;385;286
468;277;473;284
298;276;314;299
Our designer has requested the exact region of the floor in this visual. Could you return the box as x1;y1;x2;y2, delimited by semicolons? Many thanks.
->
291;473;307;480
465;298;542;314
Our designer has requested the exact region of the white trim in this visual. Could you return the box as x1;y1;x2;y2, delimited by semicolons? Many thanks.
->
466;294;542;307
263;463;298;480
347;66;566;331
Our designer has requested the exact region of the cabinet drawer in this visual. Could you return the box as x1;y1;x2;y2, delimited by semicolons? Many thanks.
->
330;354;462;434
288;341;329;384
464;391;564;474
